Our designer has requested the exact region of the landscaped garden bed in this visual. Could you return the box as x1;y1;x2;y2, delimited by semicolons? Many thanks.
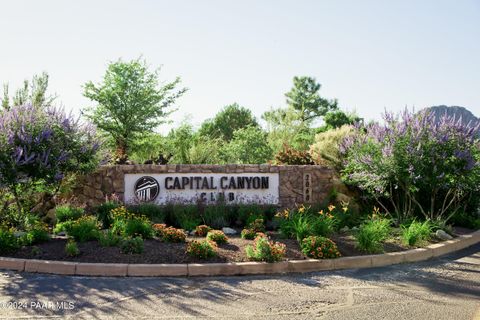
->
3;227;473;264
2;201;473;265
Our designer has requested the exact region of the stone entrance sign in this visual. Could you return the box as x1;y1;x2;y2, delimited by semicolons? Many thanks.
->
74;164;334;208
125;173;280;204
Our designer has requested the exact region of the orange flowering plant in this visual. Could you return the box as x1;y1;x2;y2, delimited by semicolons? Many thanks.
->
301;236;341;259
194;224;211;237
245;233;286;262
206;230;228;244
186;239;217;259
161;226;187;243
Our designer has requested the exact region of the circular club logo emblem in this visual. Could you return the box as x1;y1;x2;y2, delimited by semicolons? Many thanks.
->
134;176;160;202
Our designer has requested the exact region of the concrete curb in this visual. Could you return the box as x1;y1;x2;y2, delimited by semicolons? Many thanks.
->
0;230;478;277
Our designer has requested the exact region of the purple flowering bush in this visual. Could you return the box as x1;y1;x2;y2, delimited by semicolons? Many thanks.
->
0;104;100;216
341;109;480;222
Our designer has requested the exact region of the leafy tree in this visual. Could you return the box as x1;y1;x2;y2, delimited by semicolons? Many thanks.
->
222;126;272;164
285;76;338;123
317;110;362;133
1;72;55;110
262;107;315;153
83;58;187;163
130;132;168;164
164;122;195;164
199;103;259;141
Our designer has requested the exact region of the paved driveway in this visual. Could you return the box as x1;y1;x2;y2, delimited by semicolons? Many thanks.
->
0;244;479;319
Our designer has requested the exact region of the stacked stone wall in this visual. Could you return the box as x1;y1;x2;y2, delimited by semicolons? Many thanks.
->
74;164;335;208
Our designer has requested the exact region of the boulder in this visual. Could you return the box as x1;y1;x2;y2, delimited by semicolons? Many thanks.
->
435;229;453;241
222;227;237;235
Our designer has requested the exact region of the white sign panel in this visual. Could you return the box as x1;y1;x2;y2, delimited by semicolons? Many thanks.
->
124;173;279;205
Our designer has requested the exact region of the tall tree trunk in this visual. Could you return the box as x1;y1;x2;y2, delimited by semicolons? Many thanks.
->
115;138;128;164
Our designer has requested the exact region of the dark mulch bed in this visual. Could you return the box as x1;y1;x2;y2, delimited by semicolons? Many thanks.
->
6;233;304;264
4;228;470;264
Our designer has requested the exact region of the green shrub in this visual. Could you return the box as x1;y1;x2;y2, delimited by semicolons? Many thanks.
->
206;230;228;244
245;234;286;262
20;227;50;246
449;211;480;230
65;240;80;257
0;229;19;254
55;205;84;223
186;240;217;259
309;125;354;168
301;236;341;259
195;225;211;237
355;217;391;253
237;204;264;226
110;206;153;239
93;201;120;229
241;228;257;240
123;218;154;239
67;216;100;242
162;227;186;243
98;229;121;247
120;237;144;254
401;220;433;246
128;203;166;223
53;220;73;234
172;205;201;231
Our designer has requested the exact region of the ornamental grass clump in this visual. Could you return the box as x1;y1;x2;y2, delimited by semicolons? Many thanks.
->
301;236;341;259
341;108;480;223
245;233;286;262
276;205;336;242
355;213;392;253
65;240;80;257
186;239;217;259
98;229;121;247
120;237;144;254
206;230;228;244
401;220;433;246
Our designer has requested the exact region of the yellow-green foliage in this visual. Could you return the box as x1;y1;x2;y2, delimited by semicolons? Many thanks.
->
309;125;354;169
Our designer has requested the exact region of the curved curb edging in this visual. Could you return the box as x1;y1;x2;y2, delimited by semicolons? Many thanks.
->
1;230;479;277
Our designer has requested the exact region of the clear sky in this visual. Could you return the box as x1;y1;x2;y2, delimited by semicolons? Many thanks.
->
1;0;479;132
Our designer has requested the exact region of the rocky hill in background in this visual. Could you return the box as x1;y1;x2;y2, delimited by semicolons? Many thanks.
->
422;105;479;130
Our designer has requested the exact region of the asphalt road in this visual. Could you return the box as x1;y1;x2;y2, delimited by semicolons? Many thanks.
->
0;244;478;320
